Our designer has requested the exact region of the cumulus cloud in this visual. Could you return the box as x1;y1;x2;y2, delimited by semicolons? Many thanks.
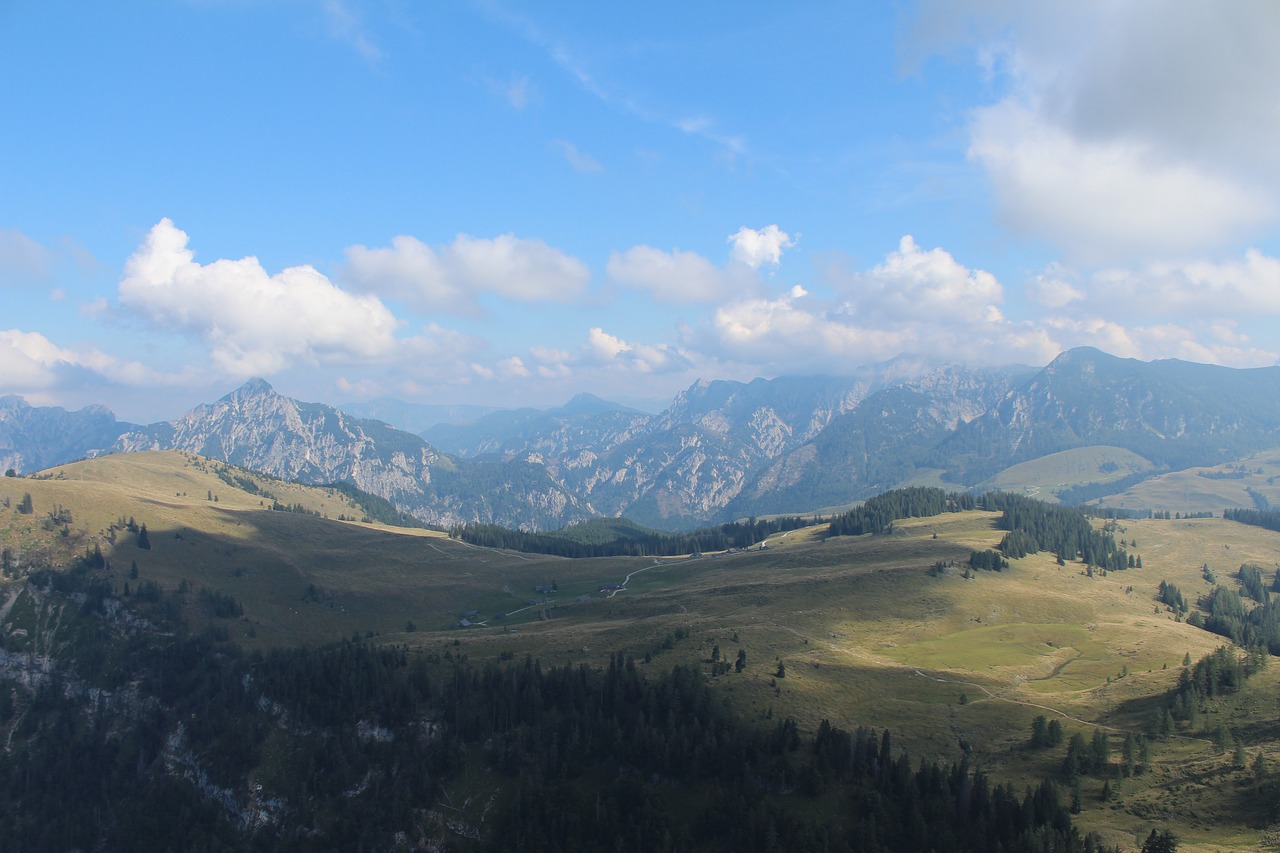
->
344;232;590;312
1028;249;1280;319
699;237;1059;371
606;245;733;303
727;225;795;269
0;328;178;402
910;2;1280;260
120;219;400;376
608;225;786;303
836;235;1004;324
0;329;84;392
582;327;686;374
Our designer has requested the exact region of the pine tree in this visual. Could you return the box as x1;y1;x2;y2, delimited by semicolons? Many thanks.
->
1141;828;1179;853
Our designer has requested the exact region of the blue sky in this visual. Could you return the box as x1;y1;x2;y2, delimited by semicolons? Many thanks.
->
3;1;1279;423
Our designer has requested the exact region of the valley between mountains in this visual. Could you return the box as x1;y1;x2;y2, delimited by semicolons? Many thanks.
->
3;347;1280;850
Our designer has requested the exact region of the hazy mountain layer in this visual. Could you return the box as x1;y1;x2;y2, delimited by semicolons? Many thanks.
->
5;347;1280;528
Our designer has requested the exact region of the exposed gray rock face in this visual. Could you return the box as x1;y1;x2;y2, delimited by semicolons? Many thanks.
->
111;380;582;530
938;347;1280;483
0;396;136;474
426;359;1030;527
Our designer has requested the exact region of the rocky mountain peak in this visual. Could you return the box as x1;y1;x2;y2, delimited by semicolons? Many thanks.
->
221;377;277;403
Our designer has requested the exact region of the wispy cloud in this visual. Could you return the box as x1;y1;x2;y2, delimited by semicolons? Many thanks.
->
321;0;383;64
555;140;603;173
478;3;749;159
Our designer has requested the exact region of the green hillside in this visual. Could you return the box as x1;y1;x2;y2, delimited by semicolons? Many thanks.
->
4;451;1280;849
1092;448;1280;516
981;445;1156;502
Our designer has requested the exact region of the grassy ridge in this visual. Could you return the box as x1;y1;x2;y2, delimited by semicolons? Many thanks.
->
981;445;1156;502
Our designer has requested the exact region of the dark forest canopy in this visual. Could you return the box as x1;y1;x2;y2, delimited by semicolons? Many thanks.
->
979;492;1126;569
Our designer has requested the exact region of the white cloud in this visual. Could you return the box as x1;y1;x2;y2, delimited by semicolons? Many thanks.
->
970;102;1271;263
1029;249;1280;319
911;2;1280;260
344;232;590;311
555;140;603;173
1041;315;1277;368
582;327;685;374
120;219;400;376
496;356;531;378
727;225;795;269
0;329;81;392
1025;263;1084;309
0;328;179;401
607;245;736;303
837;235;1004;325
585;327;630;360
698;237;1061;371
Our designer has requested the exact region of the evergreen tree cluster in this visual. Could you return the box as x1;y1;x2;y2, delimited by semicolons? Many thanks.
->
1157;580;1189;615
1239;564;1270;604
1055;471;1156;506
979;492;1125;568
1161;646;1263;730
215;464;269;497
968;549;1009;572
453;514;815;558
827;486;976;537
1029;715;1065;749
1061;730;1112;778
1199;586;1280;653
1224;506;1280;532
269;499;322;517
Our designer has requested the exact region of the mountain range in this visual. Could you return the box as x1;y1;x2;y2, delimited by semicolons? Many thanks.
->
3;347;1280;529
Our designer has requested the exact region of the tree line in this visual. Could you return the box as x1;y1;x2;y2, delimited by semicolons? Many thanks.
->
452;515;816;558
1224;507;1280;533
827;486;977;537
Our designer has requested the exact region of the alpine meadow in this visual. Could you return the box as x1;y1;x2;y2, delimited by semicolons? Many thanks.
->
4;3;1280;852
